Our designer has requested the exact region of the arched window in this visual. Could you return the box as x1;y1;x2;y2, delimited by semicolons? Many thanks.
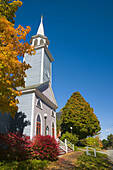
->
46;126;49;135
36;115;41;135
34;39;38;46
40;39;44;45
52;111;54;117
37;98;42;109
52;122;54;137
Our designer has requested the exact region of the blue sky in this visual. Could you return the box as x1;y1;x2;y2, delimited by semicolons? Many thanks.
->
15;0;113;140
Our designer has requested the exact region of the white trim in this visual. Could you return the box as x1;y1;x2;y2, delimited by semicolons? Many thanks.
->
40;48;44;83
30;92;35;139
50;62;52;85
35;113;42;135
21;89;36;93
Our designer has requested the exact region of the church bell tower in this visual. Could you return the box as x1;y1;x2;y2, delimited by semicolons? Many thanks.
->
25;15;54;87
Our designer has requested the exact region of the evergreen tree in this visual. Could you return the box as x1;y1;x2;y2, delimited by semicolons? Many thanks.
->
61;92;101;139
107;134;113;148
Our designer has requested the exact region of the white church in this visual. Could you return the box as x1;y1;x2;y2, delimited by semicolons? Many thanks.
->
17;16;58;139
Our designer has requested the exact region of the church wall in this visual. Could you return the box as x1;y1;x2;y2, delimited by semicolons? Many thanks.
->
33;94;56;138
17;93;33;137
25;49;42;87
43;51;51;82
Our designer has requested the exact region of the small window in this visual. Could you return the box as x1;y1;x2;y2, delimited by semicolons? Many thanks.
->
36;98;42;109
34;39;38;46
40;39;44;45
52;111;54;117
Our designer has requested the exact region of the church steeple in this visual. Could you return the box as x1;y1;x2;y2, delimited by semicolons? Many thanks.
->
37;15;45;36
25;16;54;87
30;15;50;47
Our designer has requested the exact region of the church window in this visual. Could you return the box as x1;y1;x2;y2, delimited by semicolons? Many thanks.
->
46;126;49;135
36;115;41;135
40;39;44;45
52;122;54;137
34;39;38;46
51;111;54;117
36;98;42;109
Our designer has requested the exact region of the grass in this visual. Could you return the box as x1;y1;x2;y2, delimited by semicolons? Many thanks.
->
76;151;112;169
0;159;48;170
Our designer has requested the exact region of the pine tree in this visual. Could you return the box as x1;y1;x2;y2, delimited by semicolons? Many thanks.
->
61;92;101;139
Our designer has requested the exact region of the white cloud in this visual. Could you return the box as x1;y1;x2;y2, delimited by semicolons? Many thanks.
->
105;129;112;132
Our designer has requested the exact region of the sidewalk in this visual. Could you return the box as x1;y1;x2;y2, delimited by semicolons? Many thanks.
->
46;151;83;170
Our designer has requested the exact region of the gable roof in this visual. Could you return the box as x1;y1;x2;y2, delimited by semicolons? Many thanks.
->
38;81;58;107
18;81;58;109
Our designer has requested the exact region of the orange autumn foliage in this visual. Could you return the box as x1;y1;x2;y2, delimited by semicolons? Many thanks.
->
0;1;35;117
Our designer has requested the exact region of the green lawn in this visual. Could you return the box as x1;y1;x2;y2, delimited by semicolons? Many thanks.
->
76;151;112;169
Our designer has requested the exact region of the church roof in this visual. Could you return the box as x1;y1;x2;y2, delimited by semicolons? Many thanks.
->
18;81;58;109
37;15;45;36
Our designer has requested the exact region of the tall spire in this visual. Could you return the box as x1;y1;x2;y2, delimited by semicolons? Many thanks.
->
37;15;45;36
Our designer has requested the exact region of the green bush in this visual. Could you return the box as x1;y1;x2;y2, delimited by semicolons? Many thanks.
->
86;137;99;147
60;131;79;145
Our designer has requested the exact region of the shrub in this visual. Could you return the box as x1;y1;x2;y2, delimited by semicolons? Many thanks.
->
60;132;79;145
0;132;30;161
78;138;87;146
30;135;59;161
86;136;103;148
0;160;48;169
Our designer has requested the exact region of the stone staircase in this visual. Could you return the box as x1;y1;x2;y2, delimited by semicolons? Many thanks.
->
57;138;74;156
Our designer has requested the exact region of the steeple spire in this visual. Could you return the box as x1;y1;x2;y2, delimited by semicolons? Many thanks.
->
37;15;45;36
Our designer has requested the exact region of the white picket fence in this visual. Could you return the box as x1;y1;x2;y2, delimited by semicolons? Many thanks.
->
86;146;96;157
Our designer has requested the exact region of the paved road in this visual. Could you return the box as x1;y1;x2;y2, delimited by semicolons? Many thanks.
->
79;148;113;163
78;148;113;163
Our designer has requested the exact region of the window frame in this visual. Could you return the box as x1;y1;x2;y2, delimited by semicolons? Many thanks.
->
36;115;41;136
